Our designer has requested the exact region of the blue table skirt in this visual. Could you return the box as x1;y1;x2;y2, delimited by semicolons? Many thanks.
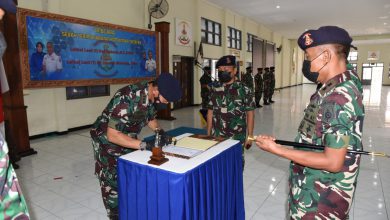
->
118;141;245;220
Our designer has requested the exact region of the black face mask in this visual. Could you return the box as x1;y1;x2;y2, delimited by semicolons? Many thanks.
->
218;71;232;83
302;50;328;83
153;95;168;110
302;60;319;83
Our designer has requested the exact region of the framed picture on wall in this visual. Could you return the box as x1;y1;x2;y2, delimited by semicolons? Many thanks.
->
175;18;192;46
17;8;159;88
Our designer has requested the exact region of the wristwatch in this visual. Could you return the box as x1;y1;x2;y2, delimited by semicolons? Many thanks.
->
139;142;147;151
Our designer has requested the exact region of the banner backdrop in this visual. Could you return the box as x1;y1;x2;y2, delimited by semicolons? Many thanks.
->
18;8;158;88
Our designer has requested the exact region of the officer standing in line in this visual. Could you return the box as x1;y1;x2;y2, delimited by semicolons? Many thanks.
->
269;66;276;103
90;73;182;219
199;66;212;124
241;66;254;92
254;67;263;108
199;66;212;110
207;55;255;167
262;67;271;105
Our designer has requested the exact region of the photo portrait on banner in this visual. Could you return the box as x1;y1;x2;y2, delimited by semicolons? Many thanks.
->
18;8;158;88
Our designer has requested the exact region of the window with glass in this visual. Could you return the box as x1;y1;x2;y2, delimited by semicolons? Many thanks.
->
66;85;110;100
348;51;358;61
201;18;221;46
202;58;218;80
227;27;242;50
247;33;255;52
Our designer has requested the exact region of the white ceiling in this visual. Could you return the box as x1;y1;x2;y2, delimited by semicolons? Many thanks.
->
207;0;390;39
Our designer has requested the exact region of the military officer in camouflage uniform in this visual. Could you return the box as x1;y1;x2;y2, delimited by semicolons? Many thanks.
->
0;3;30;220
255;26;364;219
207;55;255;166
241;66;254;92
268;66;275;103
262;67;271;105
90;73;181;219
199;66;212;110
0;133;30;220
199;66;212;124
254;67;263;108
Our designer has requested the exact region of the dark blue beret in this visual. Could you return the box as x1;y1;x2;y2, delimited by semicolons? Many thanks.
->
216;55;236;68
156;73;182;102
0;0;17;14
297;26;353;50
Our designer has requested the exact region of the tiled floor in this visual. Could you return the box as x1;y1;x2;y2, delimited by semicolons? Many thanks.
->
15;84;390;220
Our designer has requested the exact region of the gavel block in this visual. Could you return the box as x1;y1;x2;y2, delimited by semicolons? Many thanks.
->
148;147;169;166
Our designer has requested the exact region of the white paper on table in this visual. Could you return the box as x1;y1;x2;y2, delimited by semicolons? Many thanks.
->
163;145;202;159
175;136;218;151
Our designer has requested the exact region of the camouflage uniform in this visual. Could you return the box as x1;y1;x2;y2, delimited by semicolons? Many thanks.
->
262;68;271;105
254;71;263;107
290;70;364;219
0;133;30;220
90;81;156;219
241;72;254;91
269;68;275;102
199;73;212;109
207;81;256;165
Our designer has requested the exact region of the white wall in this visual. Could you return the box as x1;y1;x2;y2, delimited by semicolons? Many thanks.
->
352;39;390;85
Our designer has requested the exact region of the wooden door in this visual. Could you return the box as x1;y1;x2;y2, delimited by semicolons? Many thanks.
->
172;56;194;109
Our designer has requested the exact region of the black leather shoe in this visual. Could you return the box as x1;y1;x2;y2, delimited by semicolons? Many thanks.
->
264;102;269;105
269;100;275;103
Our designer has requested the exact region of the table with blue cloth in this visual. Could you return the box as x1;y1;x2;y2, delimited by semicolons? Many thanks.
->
117;127;245;220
